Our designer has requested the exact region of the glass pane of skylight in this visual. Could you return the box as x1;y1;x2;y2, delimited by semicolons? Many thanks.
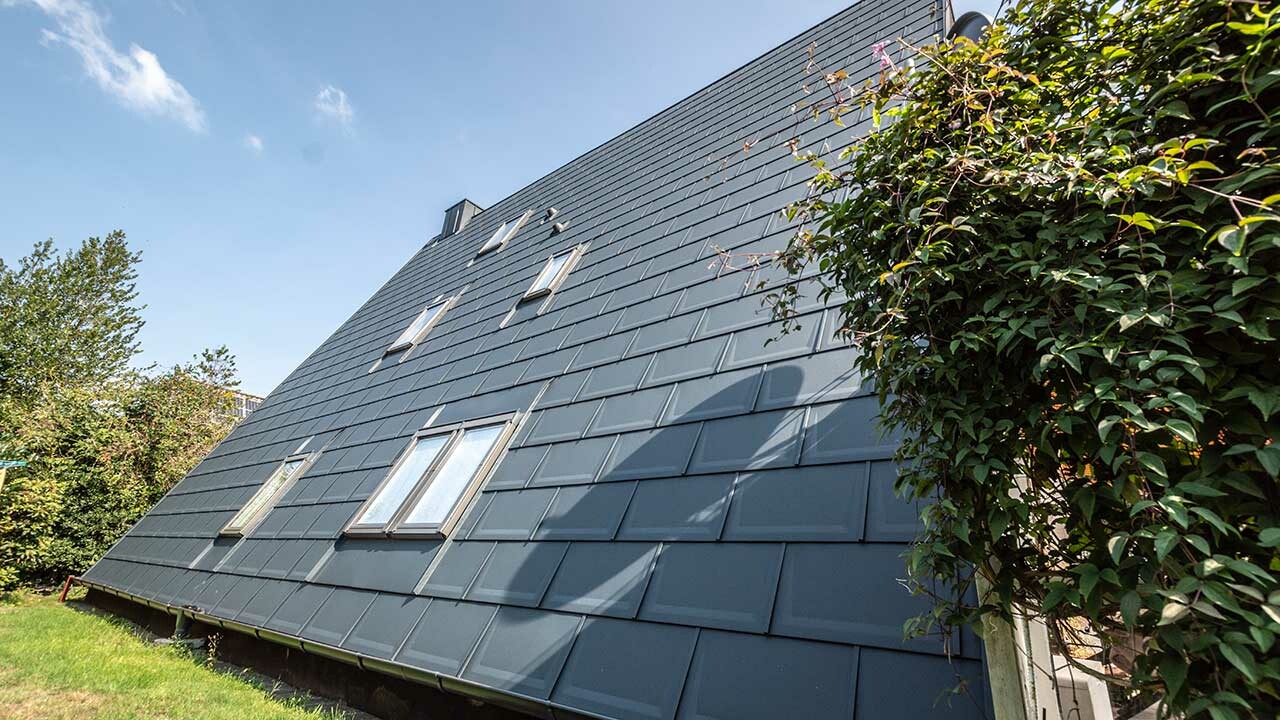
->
226;459;305;531
356;434;449;526
403;423;505;526
529;252;573;294
480;221;509;253
392;300;448;349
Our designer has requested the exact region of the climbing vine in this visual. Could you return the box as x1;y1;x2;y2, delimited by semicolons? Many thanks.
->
775;0;1280;717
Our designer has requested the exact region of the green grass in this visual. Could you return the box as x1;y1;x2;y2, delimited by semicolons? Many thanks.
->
0;591;349;720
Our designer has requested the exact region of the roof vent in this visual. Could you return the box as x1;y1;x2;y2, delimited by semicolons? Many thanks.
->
439;199;484;239
947;10;991;41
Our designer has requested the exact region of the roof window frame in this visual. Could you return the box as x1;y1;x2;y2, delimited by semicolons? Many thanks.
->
522;244;587;301
344;412;519;540
477;209;533;256
219;450;318;537
386;294;459;355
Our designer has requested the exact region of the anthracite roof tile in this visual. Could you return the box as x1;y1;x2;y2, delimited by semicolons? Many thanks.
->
541;542;658;619
533;482;635;541
640;336;729;387
301;586;377;647
286;540;332;581
577;355;651;401
864;459;924;542
687;408;804;473
599;425;700;483
311;538;441;594
721;317;819;370
396;598;497;676
237;578;296;626
723;463;868;542
526;402;601;445
639;542;783;633
854;649;989;720
661;367;762;425
800;396;899;465
342;593;431;659
528;438;613;487
210;576;266;620
626;313;703;357
86;3;987;717
566;333;633;374
754;347;866;411
419;540;494;599
466;541;569;607
772;542;952;653
264;583;332;636
192;571;239;612
615;293;681;333
588;386;673;435
676;631;859;720
460;606;581;700
469;488;557;540
552;617;696;720
616;474;733;542
486;445;549;491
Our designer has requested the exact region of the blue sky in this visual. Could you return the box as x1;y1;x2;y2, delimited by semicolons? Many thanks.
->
0;0;1001;396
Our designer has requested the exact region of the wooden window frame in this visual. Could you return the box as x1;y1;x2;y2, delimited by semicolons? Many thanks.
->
386;295;458;355
219;451;318;537
344;412;519;539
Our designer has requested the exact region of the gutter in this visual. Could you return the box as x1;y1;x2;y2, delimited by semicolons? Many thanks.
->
70;576;608;720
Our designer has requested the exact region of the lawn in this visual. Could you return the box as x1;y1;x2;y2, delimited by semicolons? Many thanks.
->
0;591;352;720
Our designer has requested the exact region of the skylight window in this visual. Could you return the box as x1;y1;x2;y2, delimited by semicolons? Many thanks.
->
346;414;518;538
221;453;314;536
523;245;585;300
478;210;531;255
387;296;455;354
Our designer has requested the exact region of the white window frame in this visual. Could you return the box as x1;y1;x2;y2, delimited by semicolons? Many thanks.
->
522;245;586;301
345;413;519;539
387;295;458;354
478;210;532;255
220;451;317;536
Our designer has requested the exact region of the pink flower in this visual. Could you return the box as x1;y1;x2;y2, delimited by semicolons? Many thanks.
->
872;41;893;69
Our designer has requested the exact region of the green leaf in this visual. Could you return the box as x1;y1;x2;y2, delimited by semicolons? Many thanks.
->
1256;445;1280;477
1155;530;1180;561
1161;655;1188;699
1214;225;1246;255
1137;452;1168;478
1160;495;1190;528
1166;419;1197;444
1260;528;1280;548
1120;590;1141;628
1108;533;1128;565
1247;387;1280;421
1218;643;1258;683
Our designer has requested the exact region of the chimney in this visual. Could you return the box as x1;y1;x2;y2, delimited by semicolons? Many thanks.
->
438;199;483;239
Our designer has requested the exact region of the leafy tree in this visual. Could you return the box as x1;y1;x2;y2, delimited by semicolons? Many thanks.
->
0;234;239;588
775;0;1279;717
0;232;144;402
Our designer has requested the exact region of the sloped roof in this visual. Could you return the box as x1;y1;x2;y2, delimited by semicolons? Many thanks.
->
84;2;992;718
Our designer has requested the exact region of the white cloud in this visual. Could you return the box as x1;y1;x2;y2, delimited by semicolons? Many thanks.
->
18;0;206;132
243;133;263;153
313;84;354;127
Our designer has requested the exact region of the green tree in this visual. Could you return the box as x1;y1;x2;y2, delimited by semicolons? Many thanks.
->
776;0;1278;717
0;232;144;402
0;234;239;588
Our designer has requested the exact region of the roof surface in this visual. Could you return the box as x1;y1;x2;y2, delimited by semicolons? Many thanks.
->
85;2;992;718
